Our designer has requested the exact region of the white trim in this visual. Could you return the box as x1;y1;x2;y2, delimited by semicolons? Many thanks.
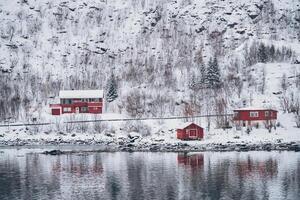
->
234;107;276;111
177;122;198;129
51;106;61;109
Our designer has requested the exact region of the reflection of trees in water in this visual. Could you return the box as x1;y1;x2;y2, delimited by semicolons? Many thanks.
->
0;153;61;200
104;153;179;200
205;158;232;200
124;154;178;200
127;158;145;200
280;159;300;200
53;153;105;199
52;154;103;176
1;152;300;200
0;156;22;200
106;174;121;200
23;154;61;199
176;153;286;200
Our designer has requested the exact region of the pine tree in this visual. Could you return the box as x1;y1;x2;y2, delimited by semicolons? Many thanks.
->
106;72;118;103
258;43;267;63
275;48;282;62
188;73;197;91
199;64;207;88
207;56;221;89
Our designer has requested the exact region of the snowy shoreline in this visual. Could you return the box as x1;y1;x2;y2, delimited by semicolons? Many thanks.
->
1;139;300;153
1;113;299;152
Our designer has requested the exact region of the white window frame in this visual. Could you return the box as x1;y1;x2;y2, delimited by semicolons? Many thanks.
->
81;107;88;112
249;111;259;118
188;129;197;137
63;107;71;112
265;111;269;117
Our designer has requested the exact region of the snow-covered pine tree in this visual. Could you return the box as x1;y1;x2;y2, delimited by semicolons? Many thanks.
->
269;44;275;62
275;48;282;62
106;72;118;103
258;43;267;63
207;56;221;89
189;73;197;91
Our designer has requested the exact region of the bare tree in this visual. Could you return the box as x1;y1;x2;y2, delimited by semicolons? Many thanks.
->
281;74;288;93
296;115;300;128
261;67;266;94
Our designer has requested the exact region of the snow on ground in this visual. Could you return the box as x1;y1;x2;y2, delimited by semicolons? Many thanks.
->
1;51;300;149
2;55;300;149
0;111;299;150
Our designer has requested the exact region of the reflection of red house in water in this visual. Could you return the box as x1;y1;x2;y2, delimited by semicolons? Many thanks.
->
237;158;278;178
177;153;204;168
50;90;104;115
176;122;204;140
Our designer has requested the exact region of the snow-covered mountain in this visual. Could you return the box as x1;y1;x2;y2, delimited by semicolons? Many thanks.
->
0;0;299;123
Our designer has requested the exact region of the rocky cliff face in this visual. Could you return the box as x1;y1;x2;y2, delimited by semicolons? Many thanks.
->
0;0;299;120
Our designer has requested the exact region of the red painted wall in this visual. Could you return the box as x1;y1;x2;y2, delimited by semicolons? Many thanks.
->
51;100;103;115
88;106;102;114
51;108;61;115
233;110;277;121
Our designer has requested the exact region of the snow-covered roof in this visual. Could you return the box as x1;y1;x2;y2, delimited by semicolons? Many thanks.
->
176;122;201;129
234;107;277;111
59;90;104;99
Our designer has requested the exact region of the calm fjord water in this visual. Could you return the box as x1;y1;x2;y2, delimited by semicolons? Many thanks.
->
0;148;299;200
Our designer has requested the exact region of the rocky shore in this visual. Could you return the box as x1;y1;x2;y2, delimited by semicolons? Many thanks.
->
1;138;300;153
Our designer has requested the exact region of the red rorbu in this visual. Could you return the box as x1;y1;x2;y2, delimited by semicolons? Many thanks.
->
233;107;278;128
50;90;103;115
176;122;204;140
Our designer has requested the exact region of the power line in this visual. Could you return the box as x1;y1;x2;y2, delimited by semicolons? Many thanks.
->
0;114;233;127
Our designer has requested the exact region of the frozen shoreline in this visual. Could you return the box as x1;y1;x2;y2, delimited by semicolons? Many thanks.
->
1;112;299;152
1;139;300;152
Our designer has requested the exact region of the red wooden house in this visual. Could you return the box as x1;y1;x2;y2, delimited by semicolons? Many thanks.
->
176;122;204;140
50;90;103;115
233;107;278;128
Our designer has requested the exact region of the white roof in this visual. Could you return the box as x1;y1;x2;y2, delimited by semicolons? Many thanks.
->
176;122;200;129
234;107;277;111
59;90;103;99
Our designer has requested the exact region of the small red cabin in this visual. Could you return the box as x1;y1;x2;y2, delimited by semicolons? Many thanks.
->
233;107;278;127
176;122;204;140
50;90;103;115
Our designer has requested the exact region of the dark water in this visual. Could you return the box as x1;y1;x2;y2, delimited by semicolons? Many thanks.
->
0;148;299;200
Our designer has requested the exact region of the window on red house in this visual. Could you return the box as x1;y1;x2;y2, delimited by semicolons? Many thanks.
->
234;112;239;118
265;111;269;117
63;107;71;112
81;107;88;112
189;130;197;137
249;112;259;118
